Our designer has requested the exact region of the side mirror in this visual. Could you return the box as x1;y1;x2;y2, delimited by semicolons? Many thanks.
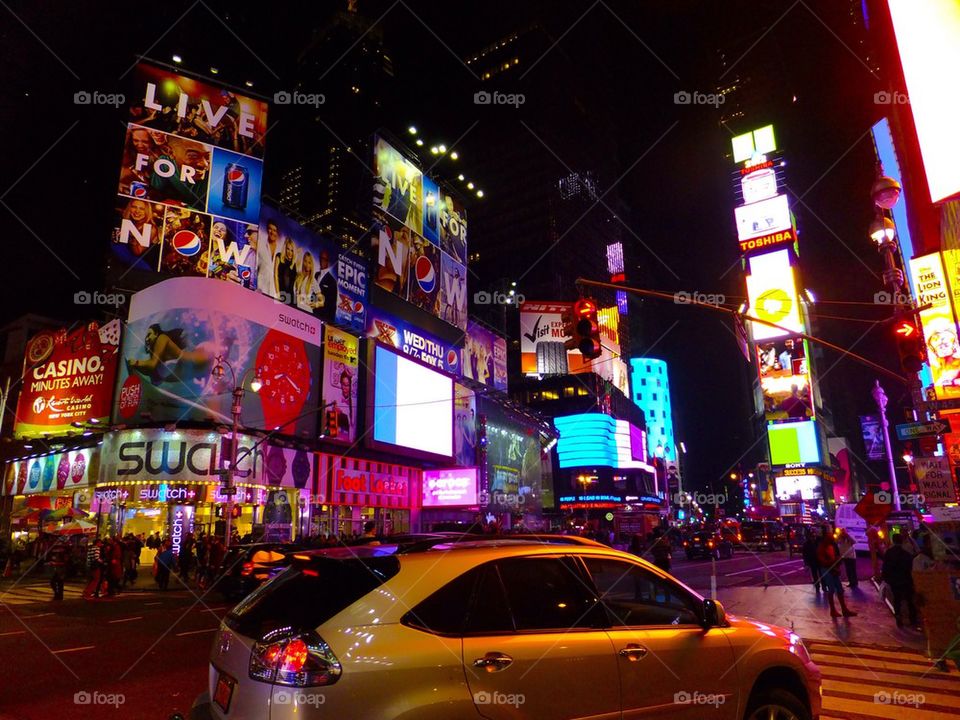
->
702;599;726;628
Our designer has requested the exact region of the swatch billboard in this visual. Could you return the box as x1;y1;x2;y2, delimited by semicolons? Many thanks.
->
112;64;268;286
372;136;468;330
14;320;122;439
113;277;322;436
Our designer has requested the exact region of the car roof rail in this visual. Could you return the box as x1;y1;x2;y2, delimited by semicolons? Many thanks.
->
396;533;608;553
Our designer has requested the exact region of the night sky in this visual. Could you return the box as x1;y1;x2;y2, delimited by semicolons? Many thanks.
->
0;0;902;494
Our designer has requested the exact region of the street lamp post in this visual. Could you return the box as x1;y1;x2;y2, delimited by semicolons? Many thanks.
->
871;380;902;511
212;356;262;549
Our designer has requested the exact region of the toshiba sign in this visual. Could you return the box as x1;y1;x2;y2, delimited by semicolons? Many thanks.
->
739;227;796;254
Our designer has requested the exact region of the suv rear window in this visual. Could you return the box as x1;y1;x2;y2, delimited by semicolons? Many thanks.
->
225;556;400;639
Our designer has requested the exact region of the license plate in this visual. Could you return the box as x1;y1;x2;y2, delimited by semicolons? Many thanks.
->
214;671;236;714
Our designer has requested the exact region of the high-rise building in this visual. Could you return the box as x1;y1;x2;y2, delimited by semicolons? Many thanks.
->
629;358;678;463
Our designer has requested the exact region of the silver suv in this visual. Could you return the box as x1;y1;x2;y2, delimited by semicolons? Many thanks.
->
189;539;821;719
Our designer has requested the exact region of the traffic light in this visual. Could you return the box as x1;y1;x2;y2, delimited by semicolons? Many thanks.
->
893;316;926;374
562;298;603;359
325;408;339;437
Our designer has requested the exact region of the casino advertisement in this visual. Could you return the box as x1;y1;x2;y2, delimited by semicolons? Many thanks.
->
113;277;322;437
112;63;267;286
366;308;461;375
462;321;508;391
14;321;122;439
322;326;359;443
372;136;468;331
756;337;813;422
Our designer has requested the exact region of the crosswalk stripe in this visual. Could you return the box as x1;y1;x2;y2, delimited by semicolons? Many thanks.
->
809;642;960;719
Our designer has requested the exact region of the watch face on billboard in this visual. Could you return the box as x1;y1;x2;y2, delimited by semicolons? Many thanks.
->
735;194;791;241
746;250;804;340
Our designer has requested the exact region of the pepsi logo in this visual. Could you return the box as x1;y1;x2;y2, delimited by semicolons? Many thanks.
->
227;168;245;183
132;186;148;198
415;255;436;293
446;349;459;368
353;300;363;313
172;230;203;257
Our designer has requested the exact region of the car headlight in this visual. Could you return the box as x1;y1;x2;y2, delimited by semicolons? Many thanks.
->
788;633;811;663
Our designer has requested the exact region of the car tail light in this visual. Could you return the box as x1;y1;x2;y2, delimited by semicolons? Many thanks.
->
737;534;742;541
250;629;342;687
240;562;254;577
683;541;688;547
707;540;714;548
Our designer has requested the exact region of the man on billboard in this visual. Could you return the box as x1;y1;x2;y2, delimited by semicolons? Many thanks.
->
313;250;338;322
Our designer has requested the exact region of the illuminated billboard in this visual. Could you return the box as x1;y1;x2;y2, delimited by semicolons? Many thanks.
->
519;302;628;393
757;337;812;422
768;420;821;466
735;194;791;241
746;249;804;340
14;321;122;438
368;343;453;459
114;277;322;436
256;204;368;333
909;252;960;399
462;321;508;391
4;446;99;496
731;125;776;164
372;136;467;330
422;468;479;507
366;307;460;375
113;64;268;280
888;0;960;202
741;165;778;204
554;413;654;471
321;326;359;443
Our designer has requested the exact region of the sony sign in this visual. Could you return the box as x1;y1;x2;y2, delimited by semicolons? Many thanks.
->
100;429;261;484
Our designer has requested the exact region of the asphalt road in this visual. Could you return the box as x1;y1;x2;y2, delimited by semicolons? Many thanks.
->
0;578;222;720
666;547;874;593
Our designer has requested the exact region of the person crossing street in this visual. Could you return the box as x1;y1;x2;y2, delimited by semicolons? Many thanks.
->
47;538;70;601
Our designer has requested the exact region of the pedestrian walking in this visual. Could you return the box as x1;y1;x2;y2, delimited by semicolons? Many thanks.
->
882;532;919;628
649;529;672;574
836;528;858;589
867;525;886;582
84;539;105;599
802;527;822;592
179;532;195;582
155;541;175;591
47;538;70;601
816;527;858;618
106;536;123;596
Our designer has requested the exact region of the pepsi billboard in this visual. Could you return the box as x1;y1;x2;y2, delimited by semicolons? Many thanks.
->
372;136;467;331
111;63;268;288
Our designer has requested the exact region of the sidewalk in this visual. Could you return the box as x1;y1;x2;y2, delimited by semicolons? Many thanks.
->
716;580;928;652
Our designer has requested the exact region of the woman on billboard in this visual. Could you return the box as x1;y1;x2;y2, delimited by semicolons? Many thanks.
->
294;250;319;314
126;324;215;385
274;238;298;307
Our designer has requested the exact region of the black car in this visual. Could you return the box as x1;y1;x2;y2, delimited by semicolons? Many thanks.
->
683;530;734;560
207;542;303;600
741;521;788;551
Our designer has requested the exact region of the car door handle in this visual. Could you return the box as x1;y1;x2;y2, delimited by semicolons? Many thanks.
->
473;652;514;672
618;644;648;661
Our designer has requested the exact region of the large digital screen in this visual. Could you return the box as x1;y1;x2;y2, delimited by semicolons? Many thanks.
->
768;420;820;466
112;64;268;282
372;136;467;330
369;344;453;458
909;252;960;399
735;194;791;241
888;0;960;203
114;277;322;436
554;413;652;471
746;249;804;340
14;320;122;438
757;337;812;421
422;468;479;507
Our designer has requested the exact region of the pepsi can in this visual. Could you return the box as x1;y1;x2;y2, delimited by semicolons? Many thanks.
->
130;181;149;198
222;163;248;210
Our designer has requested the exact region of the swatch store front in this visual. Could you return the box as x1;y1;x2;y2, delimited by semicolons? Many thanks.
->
94;428;317;542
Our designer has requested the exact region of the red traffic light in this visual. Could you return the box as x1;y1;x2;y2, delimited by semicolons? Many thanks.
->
572;298;603;360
